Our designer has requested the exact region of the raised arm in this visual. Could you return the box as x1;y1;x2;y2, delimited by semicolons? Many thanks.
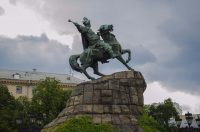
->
68;19;87;33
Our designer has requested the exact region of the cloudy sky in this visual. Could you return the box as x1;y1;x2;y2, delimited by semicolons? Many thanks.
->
0;0;200;114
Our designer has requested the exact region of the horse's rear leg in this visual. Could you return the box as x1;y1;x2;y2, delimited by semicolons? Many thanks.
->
92;61;106;77
121;49;131;63
117;55;135;71
81;64;95;80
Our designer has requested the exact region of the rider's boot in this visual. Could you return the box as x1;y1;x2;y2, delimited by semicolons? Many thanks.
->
108;50;118;59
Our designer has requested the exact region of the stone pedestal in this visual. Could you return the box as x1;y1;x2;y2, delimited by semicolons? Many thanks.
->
43;71;147;132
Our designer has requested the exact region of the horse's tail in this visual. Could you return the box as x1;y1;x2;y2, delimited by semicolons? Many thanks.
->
69;54;82;73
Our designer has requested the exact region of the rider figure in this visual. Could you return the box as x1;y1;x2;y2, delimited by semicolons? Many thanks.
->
72;17;118;60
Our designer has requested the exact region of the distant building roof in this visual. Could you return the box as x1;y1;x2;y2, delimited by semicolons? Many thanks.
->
0;69;83;84
169;119;199;128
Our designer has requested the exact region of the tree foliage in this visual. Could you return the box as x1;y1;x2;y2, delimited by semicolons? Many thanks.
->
31;77;72;126
0;85;20;132
44;116;115;132
0;77;72;131
146;98;179;132
17;96;33;127
136;105;168;132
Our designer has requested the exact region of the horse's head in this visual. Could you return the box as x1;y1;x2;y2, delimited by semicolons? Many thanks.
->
98;24;114;34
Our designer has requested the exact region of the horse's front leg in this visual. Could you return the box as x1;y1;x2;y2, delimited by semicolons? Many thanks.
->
91;61;106;77
116;55;135;71
121;49;131;63
81;64;95;80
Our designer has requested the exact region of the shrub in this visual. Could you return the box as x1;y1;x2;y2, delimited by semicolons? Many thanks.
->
45;116;115;132
136;106;167;132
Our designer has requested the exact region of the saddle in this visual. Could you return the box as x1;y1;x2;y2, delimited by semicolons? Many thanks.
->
92;44;121;64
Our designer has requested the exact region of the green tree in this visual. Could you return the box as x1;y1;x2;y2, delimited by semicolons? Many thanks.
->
136;105;167;132
31;77;72;126
146;98;179;132
0;85;21;132
17;96;32;127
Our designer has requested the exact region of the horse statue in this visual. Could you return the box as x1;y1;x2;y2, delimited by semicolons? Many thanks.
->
69;23;134;80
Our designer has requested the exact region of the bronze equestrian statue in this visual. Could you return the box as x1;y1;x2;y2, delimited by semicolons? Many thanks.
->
69;17;135;80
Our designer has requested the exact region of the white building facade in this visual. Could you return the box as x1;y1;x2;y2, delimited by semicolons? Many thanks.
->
0;69;84;99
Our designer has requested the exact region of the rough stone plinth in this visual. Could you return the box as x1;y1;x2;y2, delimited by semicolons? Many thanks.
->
43;71;147;132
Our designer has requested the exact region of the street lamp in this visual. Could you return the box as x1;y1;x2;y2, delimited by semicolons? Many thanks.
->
175;111;200;132
37;117;44;126
15;111;43;132
175;118;182;128
29;115;37;124
27;111;35;118
185;112;193;131
15;117;23;125
196;117;200;131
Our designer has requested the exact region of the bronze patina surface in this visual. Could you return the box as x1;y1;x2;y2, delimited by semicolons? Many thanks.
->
69;18;134;80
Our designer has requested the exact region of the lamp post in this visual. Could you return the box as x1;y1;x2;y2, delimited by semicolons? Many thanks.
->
175;118;182;128
16;117;23;125
175;111;200;132
15;111;43;132
185;112;193;131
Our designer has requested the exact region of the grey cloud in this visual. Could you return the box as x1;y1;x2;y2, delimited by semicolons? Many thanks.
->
182;104;191;111
58;30;73;36
6;0;200;95
16;33;49;42
0;6;5;15
9;0;18;5
71;35;84;54
150;0;200;94
0;33;90;81
194;104;200;114
0;34;71;74
129;45;157;65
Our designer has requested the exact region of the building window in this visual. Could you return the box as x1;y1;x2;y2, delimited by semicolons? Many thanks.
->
16;86;22;93
67;77;70;80
2;85;7;88
32;87;36;94
13;73;21;79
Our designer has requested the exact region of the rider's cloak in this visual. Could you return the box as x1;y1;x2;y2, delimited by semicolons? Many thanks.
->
81;33;89;50
75;23;112;64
